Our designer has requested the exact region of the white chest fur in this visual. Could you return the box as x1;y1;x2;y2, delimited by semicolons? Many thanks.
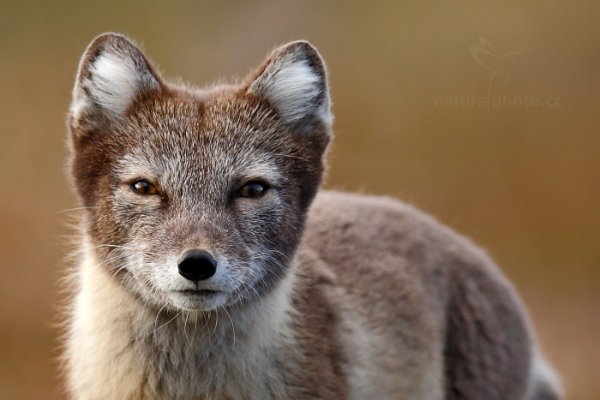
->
66;252;297;400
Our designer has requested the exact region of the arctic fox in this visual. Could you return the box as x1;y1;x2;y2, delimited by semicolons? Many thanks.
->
64;33;562;400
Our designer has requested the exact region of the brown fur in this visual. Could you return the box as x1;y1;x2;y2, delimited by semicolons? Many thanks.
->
63;33;562;399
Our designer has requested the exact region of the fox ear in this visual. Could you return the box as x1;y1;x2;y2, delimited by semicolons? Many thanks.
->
70;33;162;131
247;41;332;127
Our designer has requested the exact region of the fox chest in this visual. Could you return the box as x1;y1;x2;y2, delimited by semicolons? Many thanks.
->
137;333;289;400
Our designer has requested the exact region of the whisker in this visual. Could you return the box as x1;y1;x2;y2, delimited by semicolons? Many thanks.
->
156;309;180;331
153;303;168;333
183;312;191;345
57;206;96;214
223;308;236;349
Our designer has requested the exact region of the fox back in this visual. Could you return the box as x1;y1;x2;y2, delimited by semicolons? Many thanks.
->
64;33;562;400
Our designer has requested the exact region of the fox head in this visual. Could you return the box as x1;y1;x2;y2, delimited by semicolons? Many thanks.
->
68;33;332;312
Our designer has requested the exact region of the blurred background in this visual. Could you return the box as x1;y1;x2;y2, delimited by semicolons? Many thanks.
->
0;1;598;399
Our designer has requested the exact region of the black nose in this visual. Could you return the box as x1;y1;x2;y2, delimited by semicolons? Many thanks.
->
178;250;217;281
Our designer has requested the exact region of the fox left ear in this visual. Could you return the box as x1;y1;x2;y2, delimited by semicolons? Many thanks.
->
70;33;162;133
246;41;332;128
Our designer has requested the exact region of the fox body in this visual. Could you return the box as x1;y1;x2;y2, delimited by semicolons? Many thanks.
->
64;33;561;400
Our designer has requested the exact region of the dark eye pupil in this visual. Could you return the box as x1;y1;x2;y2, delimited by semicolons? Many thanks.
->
132;180;154;194
240;182;266;198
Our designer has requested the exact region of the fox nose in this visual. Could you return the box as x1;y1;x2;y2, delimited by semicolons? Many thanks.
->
178;250;217;281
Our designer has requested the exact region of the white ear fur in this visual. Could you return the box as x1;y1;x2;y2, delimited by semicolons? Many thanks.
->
84;52;141;116
249;41;332;126
70;33;160;123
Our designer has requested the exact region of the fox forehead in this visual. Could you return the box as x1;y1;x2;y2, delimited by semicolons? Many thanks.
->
116;148;285;187
112;95;289;182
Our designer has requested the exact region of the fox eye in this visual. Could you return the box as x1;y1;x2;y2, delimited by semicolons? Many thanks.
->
237;181;268;199
131;179;159;195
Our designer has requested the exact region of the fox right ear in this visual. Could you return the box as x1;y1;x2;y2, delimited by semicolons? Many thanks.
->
69;33;162;133
246;41;332;128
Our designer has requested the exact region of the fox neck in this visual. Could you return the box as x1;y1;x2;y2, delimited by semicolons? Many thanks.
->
69;240;299;399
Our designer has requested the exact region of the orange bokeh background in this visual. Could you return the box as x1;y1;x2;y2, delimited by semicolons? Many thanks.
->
0;1;598;399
